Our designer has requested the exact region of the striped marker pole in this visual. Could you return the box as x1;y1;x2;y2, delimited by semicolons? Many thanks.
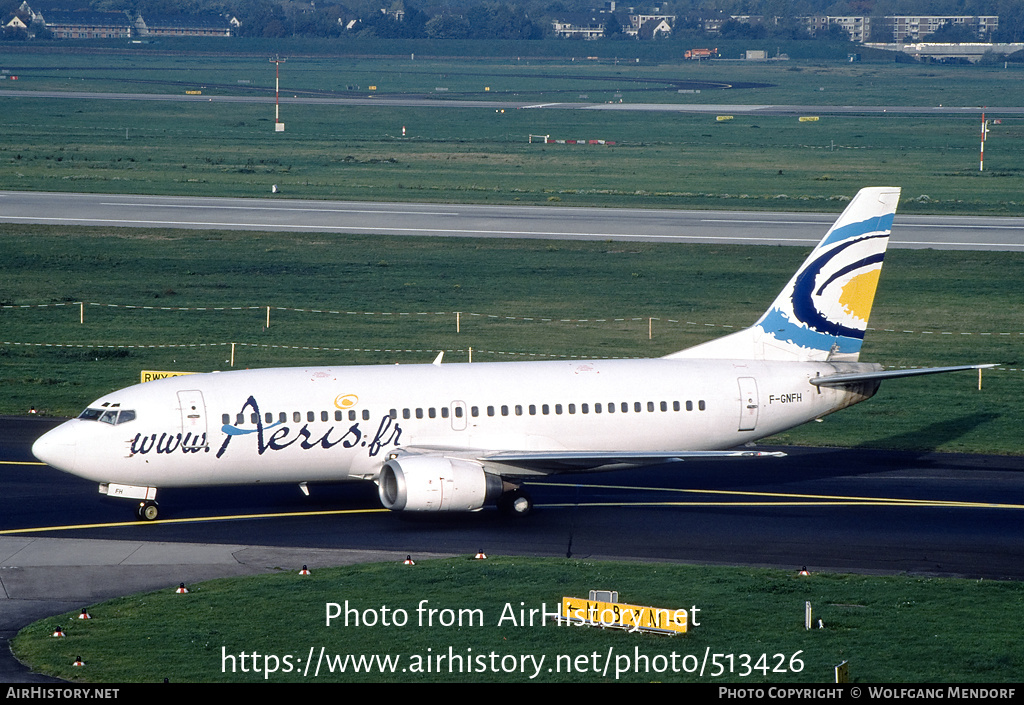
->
980;112;987;172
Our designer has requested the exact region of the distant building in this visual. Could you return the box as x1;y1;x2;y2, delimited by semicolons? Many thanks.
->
864;41;1024;63
9;3;233;39
551;13;610;40
799;14;997;43
41;11;133;39
551;12;674;39
627;14;674;39
884;15;997;42
134;14;233;37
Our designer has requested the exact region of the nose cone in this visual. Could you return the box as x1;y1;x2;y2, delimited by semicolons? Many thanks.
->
32;422;78;473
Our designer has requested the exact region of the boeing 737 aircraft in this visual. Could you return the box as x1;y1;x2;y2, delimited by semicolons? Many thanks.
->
32;187;990;521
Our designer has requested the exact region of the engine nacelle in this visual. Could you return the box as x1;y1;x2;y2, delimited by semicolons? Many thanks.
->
378;456;503;512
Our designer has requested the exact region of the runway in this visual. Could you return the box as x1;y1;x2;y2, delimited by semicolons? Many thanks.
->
2;190;1023;250
3;88;1024;117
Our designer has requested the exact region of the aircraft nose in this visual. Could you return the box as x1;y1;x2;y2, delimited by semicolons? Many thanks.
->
32;422;78;473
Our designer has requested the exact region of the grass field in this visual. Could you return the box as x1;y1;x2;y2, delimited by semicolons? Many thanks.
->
1;47;1023;212
12;556;1024;683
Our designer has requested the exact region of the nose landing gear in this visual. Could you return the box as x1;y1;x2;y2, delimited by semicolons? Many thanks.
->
136;500;160;521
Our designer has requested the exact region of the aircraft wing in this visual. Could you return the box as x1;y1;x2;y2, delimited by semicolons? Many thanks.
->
810;363;997;387
391;447;785;476
476;449;786;475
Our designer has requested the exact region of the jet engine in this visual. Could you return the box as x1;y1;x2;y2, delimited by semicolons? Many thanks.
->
378;456;503;512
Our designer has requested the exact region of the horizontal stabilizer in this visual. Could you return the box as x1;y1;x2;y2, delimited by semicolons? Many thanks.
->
810;364;997;387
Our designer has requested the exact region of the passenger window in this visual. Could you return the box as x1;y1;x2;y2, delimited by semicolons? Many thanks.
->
222;414;230;425
416;408;423;419
441;408;449;418
542;404;550;415
362;410;370;420
568;404;576;414
294;412;302;423
279;412;287;423
307;411;315;422
335;410;343;421
349;410;357;421
686;401;693;411
237;413;245;425
429;408;436;418
647;402;654;413
501;405;509;416
581;403;589;414
699;400;706;411
487;406;495;417
471;406;479;417
403;409;411;420
555;404;563;415
529;405;536;416
607;403;614;414
515;405;522;416
321;411;329;422
595;403;602;413
455;406;463;418
621;402;628;413
673;401;680;412
251;413;258;424
389;409;397;419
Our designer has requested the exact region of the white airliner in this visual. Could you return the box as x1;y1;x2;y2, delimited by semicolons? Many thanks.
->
32;187;991;521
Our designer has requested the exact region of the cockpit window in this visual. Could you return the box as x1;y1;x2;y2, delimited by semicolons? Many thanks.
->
78;408;136;425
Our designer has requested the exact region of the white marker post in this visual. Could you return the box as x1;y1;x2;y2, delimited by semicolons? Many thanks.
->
271;56;286;132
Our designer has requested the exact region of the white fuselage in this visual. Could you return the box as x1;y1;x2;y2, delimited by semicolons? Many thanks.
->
33;357;877;489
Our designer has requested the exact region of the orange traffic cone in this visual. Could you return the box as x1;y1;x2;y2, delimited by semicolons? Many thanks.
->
474;550;487;560
299;565;311;575
78;609;91;620
175;583;189;593
403;555;415;565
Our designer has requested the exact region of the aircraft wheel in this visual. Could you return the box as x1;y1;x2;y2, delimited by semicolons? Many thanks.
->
499;489;533;517
137;501;160;521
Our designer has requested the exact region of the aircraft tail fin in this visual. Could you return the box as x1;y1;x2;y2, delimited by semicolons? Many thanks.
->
666;187;900;362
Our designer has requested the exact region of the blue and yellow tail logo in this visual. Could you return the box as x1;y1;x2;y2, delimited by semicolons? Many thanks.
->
754;189;899;362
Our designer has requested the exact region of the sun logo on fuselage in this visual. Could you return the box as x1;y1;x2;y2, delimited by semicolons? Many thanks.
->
335;394;359;410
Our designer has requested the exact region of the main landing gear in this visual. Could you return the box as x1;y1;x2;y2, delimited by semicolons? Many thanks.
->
498;487;534;517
